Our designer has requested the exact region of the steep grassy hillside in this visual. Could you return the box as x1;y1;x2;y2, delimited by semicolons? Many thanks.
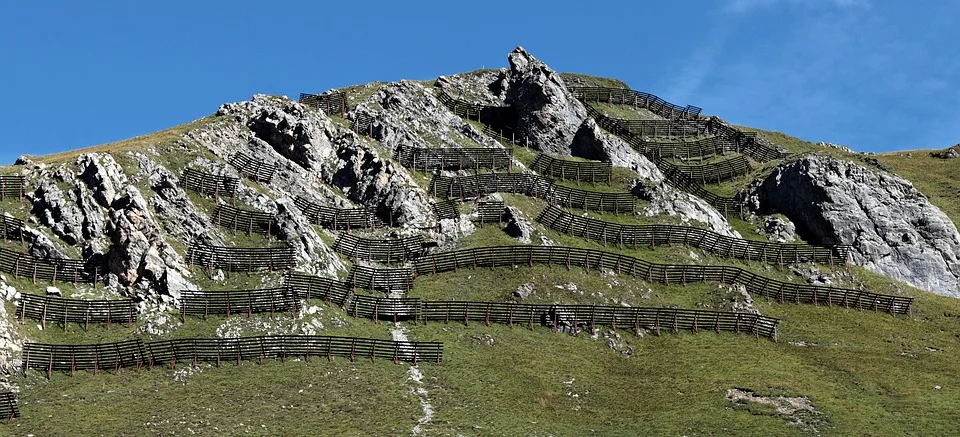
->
2;71;960;437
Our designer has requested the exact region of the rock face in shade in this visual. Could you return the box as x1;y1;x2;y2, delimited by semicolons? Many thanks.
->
505;46;587;155
571;118;664;182
752;155;960;297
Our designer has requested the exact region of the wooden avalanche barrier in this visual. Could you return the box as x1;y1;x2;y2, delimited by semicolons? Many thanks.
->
0;392;19;424
0;247;98;285
410;246;913;315
332;234;424;264
23;335;443;377
294;196;384;230
17;294;137;329
186;241;295;272
430;173;636;213
530;154;612;185
180;287;300;318
397;146;513;172
212;204;276;236
229;151;277;183
536;205;849;265
180;168;239;198
348;265;413;294
0;175;26;201
298;91;347;117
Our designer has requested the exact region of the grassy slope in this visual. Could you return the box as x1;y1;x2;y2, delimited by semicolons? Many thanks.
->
2;75;960;435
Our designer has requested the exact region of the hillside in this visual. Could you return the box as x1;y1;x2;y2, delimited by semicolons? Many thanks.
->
0;46;958;436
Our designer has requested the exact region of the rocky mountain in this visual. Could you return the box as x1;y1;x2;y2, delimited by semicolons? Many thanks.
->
2;46;959;435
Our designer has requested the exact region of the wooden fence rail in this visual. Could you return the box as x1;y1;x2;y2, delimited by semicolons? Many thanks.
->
0;392;19;424
410;246;912;314
568;86;703;120
212;204;276;236
530;154;612;185
17;294;137;330
0;175;26;201
281;272;778;340
536;205;849;265
180;168;239;199
432;200;460;221
348;265;413;294
186;241;295;272
294;196;384;230
180;287;301;318
1;214;24;243
420;301;779;339
476;201;505;224
673;155;754;184
23;335;443;377
0;247;98;285
332;233;424;264
229;152;277;183
430;173;637;214
397;147;513;172
298;91;347;117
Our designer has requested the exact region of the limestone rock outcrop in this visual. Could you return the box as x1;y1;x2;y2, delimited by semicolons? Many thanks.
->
505;46;587;155
752;155;960;297
571;118;664;182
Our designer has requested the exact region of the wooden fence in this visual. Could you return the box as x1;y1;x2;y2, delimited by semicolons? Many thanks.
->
282;272;776;340
1;214;24;243
0;247;98;285
332;233;424;264
17;294;137;330
476;201;505;224
568;86;702;120
420;301;778;339
294;196;384;230
432;199;460;221
410;246;912;314
536;205;849;265
0;175;26;200
212;204;276;236
299;91;347;117
674;155;753;184
348;265;413;294
0;392;18;424
530;154;612;185
229;152;277;183
284;272;352;306
397;146;513;172
180;287;301;318
180;168;239;199
430;173;637;214
23;335;444;377
186;241;295;272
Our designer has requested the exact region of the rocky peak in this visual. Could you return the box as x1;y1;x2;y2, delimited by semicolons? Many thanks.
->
505;46;587;155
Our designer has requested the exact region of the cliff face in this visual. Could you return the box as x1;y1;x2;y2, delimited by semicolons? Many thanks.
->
753;155;960;297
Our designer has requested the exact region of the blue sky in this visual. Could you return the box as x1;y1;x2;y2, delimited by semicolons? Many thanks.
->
1;1;957;164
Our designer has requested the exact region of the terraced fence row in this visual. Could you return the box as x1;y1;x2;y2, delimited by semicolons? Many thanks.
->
530;154;612;184
536;205;849;265
17;294;137;329
294;196;384;230
285;273;776;339
581;105;741;216
212;204;276;236
23;335;444;377
229;152;277;183
568;86;702;120
434;89;517;129
674;155;753;184
0;175;25;200
181;168;239;198
0;392;18;424
299;91;347;117
397;146;513;172
430;173;637;213
0;247;98;284
410;246;912;314
1;214;24;243
420;301;778;339
348;265;413;294
180;287;300;318
332;233;424;264
186;241;295;272
703;117;789;162
632;135;744;160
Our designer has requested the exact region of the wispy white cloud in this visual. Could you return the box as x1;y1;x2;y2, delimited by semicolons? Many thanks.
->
724;0;869;14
